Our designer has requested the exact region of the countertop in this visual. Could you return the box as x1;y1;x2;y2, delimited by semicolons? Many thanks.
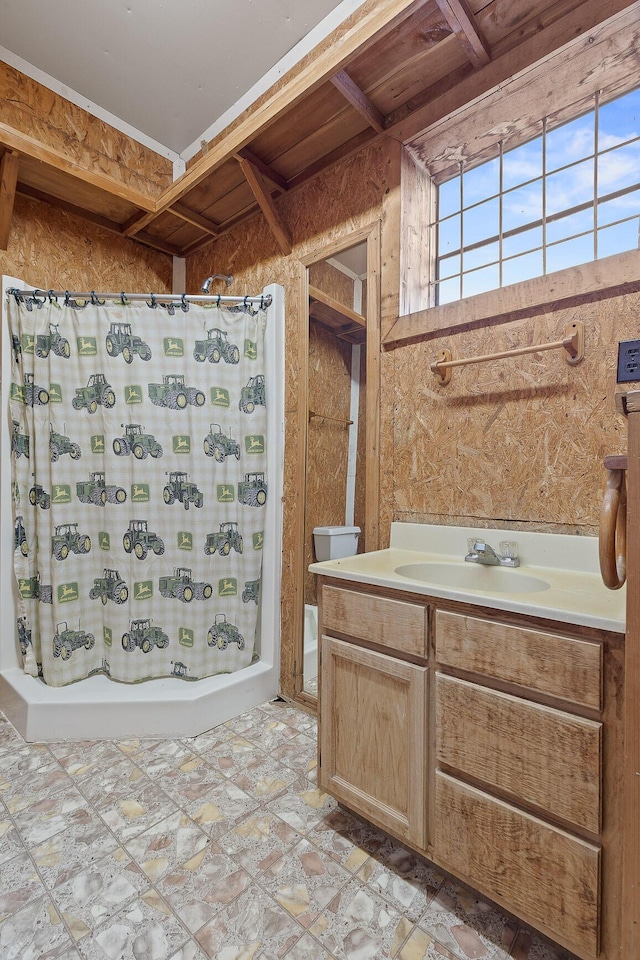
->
309;523;626;634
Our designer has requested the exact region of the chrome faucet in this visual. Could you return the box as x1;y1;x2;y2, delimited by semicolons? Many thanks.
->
465;538;519;567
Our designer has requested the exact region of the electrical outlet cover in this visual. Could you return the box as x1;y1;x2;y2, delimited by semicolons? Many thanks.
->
617;339;640;383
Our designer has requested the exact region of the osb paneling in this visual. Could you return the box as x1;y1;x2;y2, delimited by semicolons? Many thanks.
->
305;321;353;605
186;138;394;698
308;261;355;311
5;194;172;293
1;62;172;199
388;298;632;536
354;344;367;552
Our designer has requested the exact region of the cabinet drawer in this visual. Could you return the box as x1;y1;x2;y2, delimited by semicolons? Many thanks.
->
322;585;427;658
435;610;602;709
434;772;600;957
436;674;602;833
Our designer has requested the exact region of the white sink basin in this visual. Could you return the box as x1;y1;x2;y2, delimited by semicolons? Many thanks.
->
395;562;551;594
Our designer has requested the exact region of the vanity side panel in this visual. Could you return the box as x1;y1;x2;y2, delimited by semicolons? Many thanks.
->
434;771;601;958
436;610;603;709
322;584;428;657
436;674;602;833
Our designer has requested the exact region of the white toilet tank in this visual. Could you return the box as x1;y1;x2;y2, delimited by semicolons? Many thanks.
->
313;525;361;561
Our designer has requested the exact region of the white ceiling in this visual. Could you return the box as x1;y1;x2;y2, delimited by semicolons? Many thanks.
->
1;0;365;159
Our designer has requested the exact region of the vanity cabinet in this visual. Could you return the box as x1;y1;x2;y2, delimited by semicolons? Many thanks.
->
317;578;624;960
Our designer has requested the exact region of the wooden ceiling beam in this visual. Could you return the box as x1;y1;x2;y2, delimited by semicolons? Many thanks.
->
434;0;490;68
235;148;289;192
330;70;386;133
169;202;219;237
0;151;19;250
388;0;638;143
236;156;292;255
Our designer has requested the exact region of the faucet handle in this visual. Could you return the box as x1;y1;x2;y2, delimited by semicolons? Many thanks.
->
499;540;519;566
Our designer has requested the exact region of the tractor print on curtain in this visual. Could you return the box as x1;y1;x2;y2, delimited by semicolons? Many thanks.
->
7;291;267;687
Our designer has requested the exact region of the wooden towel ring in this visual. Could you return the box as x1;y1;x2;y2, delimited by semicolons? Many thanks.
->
599;456;627;590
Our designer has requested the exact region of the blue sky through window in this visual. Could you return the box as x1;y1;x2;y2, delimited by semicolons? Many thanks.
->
435;87;640;304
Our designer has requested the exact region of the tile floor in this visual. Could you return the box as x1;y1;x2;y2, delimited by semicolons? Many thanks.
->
0;698;579;960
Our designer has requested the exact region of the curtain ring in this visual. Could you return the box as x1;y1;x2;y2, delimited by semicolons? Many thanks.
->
120;292;128;305
32;289;45;307
181;294;188;313
243;295;250;309
47;289;56;303
89;291;104;306
146;293;157;309
64;291;71;307
217;294;221;308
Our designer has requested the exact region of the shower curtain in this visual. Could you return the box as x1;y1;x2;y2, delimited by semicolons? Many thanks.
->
7;291;267;687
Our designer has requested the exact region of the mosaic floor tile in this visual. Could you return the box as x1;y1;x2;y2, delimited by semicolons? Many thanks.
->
307;877;415;960
225;751;299;802
197;735;267;777
167;942;210;960
188;724;237;755
0;741;52;776
77;753;146;804
509;930;579;960
0;847;46;920
285;932;340;960
258;702;317;736
0;761;72;815
129;740;199;780
94;779;180;842
54;846;150;942
52;743;125;782
397;927;458;960
259;837;353;927
157;839;252;933
270;732;318;781
75;889;188;960
0;819;24;867
193;881;303;959
182;779;259;840
266;784;338;836
124;810;210;883
0;893;72;959
30;813;120;890
309;807;378;875
156;756;226;806
419;880;519;960
356;839;444;922
219;810;303;878
11;783;90;847
237;718;301;752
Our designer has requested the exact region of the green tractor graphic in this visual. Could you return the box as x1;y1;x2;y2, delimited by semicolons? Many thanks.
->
122;618;169;653
89;568;128;604
52;523;91;560
163;471;203;510
20;573;52;604
112;424;163;459
204;521;243;557
52;621;95;660
207;614;245;651
193;328;240;364
159;567;212;602
73;373;116;413
77;472;127;506
171;660;192;679
12;421;29;459
123;520;165;559
238;472;267;507
242;579;260;604
203;423;240;462
50;423;81;461
17;616;32;656
29;482;50;509
14;516;27;556
23;372;49;406
148;374;205;409
35;322;70;359
239;374;265;414
105;322;151;363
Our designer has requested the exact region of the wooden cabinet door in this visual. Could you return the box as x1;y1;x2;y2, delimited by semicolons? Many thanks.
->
319;636;428;849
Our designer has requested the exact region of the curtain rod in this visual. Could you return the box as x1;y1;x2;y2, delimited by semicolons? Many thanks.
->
7;288;272;308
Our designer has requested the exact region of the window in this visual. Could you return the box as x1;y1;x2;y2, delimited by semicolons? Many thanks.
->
435;87;640;305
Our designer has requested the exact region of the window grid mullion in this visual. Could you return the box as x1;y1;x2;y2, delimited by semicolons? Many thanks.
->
542;116;547;277
594;89;600;260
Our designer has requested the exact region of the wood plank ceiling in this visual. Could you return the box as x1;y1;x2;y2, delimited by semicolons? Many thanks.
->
1;0;636;257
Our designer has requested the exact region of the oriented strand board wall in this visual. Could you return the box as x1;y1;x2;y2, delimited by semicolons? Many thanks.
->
305;321;353;605
382;299;630;538
186;137;394;693
0;62;172;198
308;261;355;310
4;194;172;293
